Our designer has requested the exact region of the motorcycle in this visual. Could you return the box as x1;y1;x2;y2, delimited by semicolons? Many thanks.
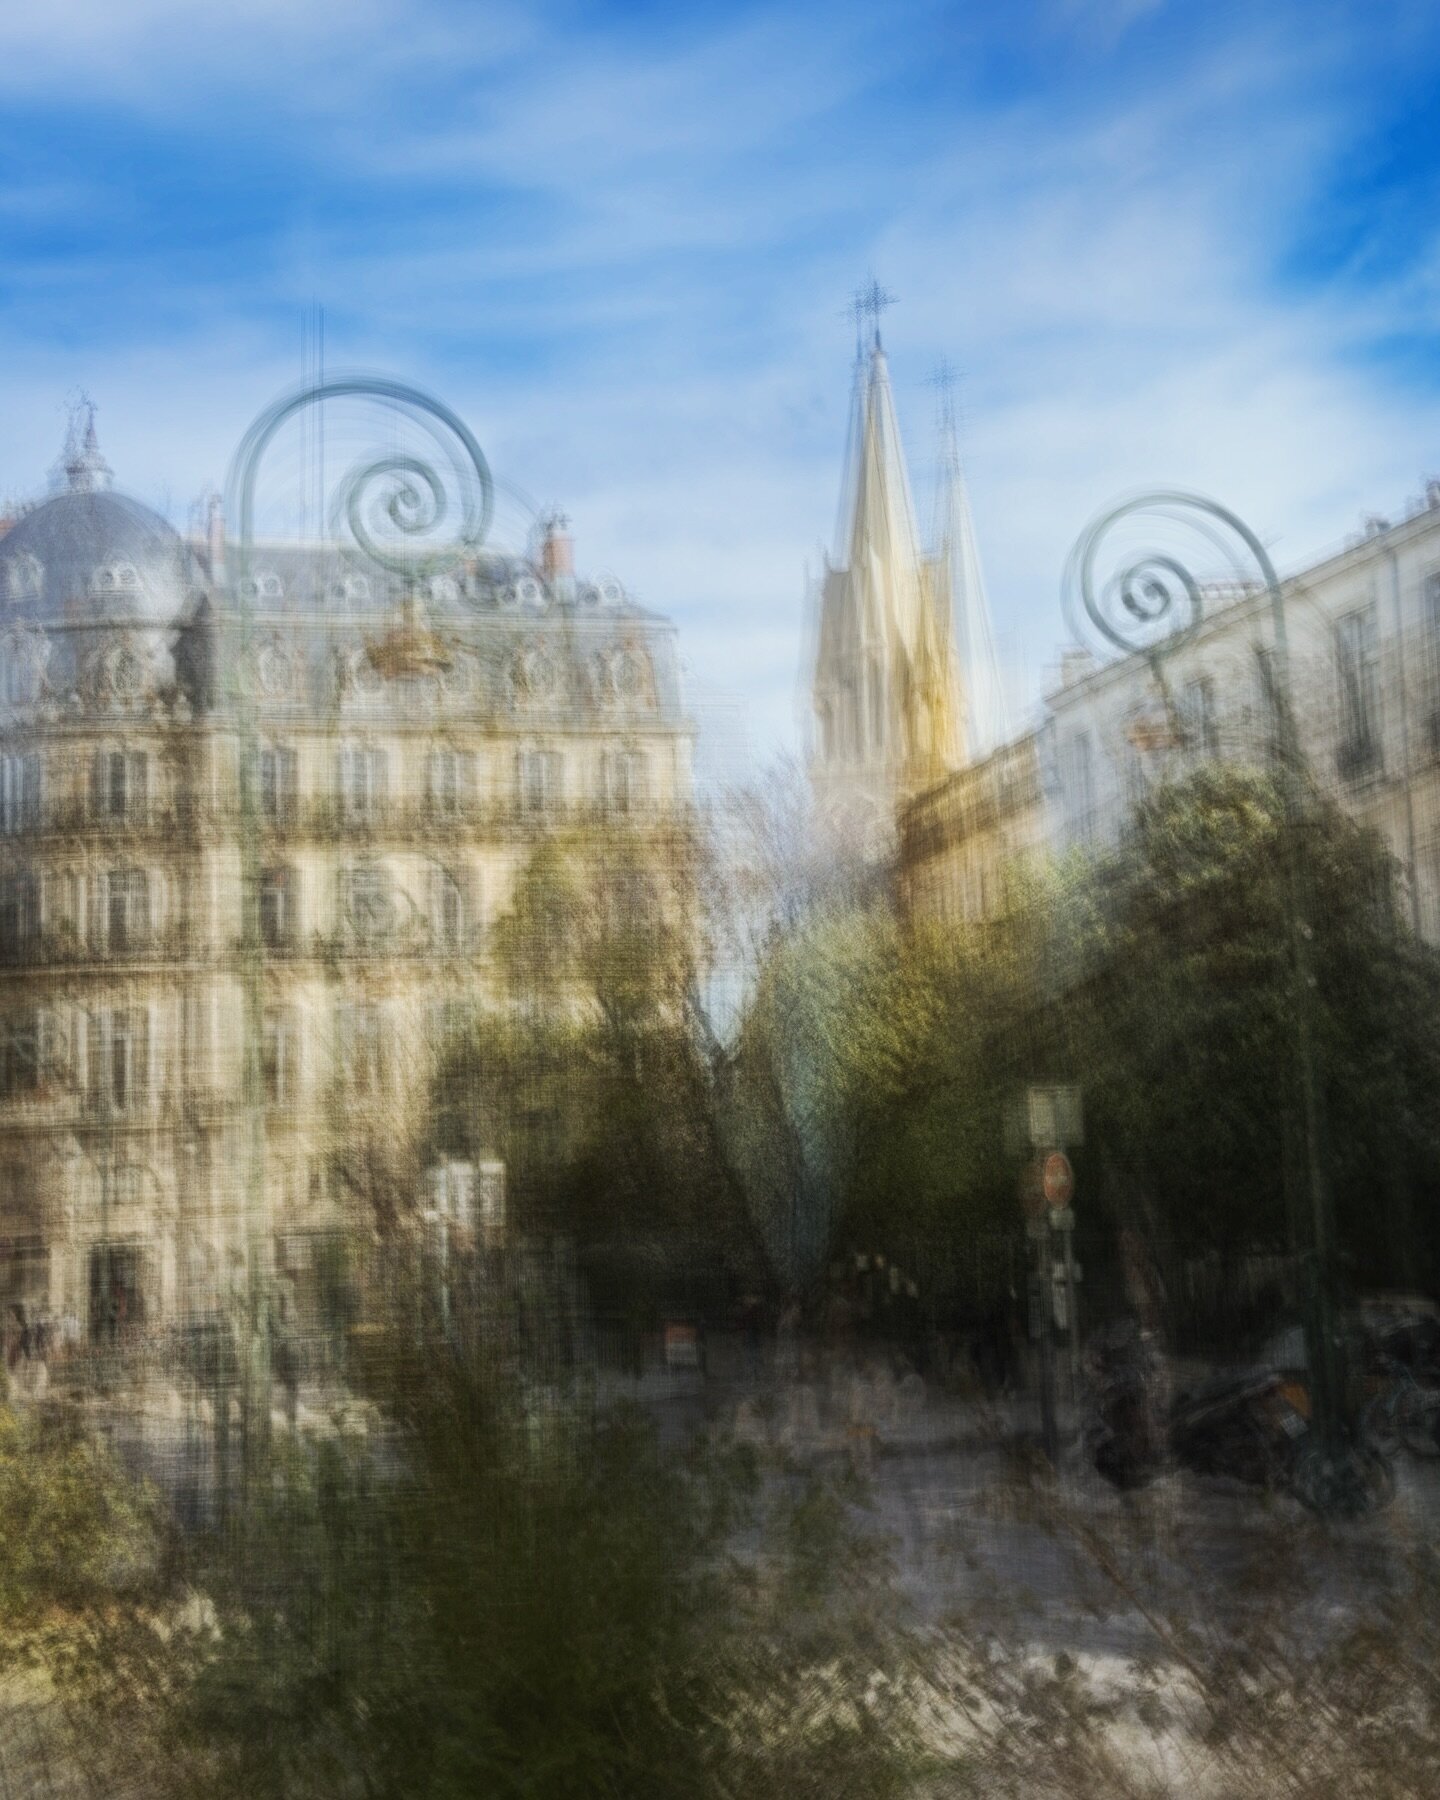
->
1169;1366;1395;1516
1168;1367;1310;1490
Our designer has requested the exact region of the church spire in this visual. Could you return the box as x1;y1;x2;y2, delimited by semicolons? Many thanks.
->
931;370;1006;762
812;310;955;833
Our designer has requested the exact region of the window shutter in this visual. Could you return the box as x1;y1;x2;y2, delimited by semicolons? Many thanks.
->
458;863;476;946
87;1010;103;1104
36;1007;55;1085
146;1001;162;1106
23;753;41;826
88;870;106;950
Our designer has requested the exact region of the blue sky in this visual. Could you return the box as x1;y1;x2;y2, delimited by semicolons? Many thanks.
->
2;0;1438;774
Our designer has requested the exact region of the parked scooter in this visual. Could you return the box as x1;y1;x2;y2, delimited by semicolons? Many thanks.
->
1083;1319;1170;1490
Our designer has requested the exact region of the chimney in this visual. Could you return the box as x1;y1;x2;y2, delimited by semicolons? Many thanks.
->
539;510;574;586
1426;479;1440;512
1059;647;1096;688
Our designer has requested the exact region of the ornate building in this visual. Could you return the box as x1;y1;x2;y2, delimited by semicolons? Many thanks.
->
0;403;694;1336
808;328;1006;849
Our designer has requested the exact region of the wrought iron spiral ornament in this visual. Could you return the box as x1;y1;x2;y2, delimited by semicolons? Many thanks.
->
1063;489;1282;663
227;374;494;587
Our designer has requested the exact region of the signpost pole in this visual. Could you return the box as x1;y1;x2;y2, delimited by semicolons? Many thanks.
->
1014;1096;1082;1468
1062;1224;1081;1404
1034;1220;1059;1464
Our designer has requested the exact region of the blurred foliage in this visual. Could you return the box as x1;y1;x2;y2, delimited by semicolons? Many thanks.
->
721;762;1440;1322
38;1312;916;1800
0;1403;160;1636
433;826;763;1304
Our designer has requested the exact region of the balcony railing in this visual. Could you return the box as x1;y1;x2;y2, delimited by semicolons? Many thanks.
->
0;924;195;971
0;791;691;846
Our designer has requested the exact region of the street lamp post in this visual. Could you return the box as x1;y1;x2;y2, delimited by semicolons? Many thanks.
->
223;374;495;1495
1064;492;1353;1489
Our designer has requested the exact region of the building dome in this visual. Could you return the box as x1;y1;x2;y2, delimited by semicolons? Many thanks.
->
0;414;201;628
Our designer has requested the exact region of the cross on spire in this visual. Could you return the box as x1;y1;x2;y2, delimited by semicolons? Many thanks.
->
850;278;896;351
928;357;962;437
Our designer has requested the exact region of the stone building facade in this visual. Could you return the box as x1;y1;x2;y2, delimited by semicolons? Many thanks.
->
900;487;1440;938
0;412;694;1335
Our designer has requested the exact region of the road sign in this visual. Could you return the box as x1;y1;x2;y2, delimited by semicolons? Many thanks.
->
1005;1084;1084;1158
1048;1205;1076;1233
1043;1152;1074;1209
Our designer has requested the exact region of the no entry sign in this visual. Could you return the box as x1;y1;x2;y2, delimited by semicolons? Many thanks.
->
1042;1152;1074;1209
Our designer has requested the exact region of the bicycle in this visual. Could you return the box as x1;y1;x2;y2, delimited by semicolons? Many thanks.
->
1360;1357;1440;1459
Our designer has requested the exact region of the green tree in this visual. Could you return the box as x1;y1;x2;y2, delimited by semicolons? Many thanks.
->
1051;763;1440;1309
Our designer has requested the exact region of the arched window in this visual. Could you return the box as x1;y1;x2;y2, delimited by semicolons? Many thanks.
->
340;862;392;943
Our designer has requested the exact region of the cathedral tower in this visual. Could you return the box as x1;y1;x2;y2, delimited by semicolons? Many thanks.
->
809;323;1002;844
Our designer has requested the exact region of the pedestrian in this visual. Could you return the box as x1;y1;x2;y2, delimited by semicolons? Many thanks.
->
273;1329;300;1430
774;1292;802;1385
739;1293;764;1384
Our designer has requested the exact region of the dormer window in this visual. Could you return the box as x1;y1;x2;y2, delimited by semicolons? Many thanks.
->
330;573;371;605
92;562;141;596
1;554;43;604
509;646;554;703
240;569;285;603
0;646;40;707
